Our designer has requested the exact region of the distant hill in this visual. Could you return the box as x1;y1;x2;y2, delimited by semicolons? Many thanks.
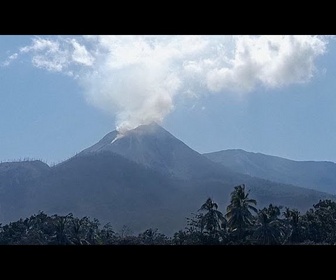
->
204;149;336;194
0;160;50;222
0;125;334;235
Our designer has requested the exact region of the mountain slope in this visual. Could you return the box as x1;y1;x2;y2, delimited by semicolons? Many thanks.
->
204;149;336;194
79;122;234;180
26;152;333;235
27;152;194;235
0;160;50;222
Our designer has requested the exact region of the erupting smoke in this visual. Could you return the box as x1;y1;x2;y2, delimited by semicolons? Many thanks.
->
4;35;329;132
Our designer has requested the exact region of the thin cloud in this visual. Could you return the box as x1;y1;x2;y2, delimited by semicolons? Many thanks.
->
2;53;18;66
18;36;94;72
70;39;94;66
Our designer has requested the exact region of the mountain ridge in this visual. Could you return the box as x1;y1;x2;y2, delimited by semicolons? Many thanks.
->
204;149;336;194
218;148;336;164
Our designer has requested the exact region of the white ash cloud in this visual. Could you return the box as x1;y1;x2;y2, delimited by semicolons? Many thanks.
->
6;35;329;132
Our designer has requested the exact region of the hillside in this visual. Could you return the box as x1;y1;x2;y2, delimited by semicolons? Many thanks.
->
204;149;336;194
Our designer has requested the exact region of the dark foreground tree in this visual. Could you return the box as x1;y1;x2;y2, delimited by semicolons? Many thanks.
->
283;208;304;244
2;186;336;245
199;198;226;233
226;184;258;243
253;204;285;245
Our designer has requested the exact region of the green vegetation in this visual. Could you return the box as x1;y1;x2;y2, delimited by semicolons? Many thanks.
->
1;184;336;245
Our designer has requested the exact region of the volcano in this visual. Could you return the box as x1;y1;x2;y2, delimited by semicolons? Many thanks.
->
79;122;231;180
1;123;334;235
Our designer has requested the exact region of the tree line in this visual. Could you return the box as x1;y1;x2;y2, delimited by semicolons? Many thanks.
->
1;184;335;245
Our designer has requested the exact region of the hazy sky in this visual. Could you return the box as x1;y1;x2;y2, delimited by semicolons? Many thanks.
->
1;35;336;164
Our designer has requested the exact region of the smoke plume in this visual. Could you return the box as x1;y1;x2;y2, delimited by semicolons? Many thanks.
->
5;35;329;132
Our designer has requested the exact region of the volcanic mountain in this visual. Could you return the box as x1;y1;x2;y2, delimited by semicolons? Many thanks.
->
1;123;335;235
79;122;233;180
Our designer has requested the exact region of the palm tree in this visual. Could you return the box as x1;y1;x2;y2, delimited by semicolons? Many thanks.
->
225;184;257;241
197;197;227;244
283;208;303;244
198;197;226;239
253;204;285;245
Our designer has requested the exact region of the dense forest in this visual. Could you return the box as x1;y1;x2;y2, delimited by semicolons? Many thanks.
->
1;184;335;245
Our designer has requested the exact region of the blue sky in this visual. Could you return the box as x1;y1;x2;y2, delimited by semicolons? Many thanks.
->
1;35;336;164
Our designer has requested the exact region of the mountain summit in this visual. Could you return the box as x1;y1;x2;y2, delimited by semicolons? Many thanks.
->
80;122;225;179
